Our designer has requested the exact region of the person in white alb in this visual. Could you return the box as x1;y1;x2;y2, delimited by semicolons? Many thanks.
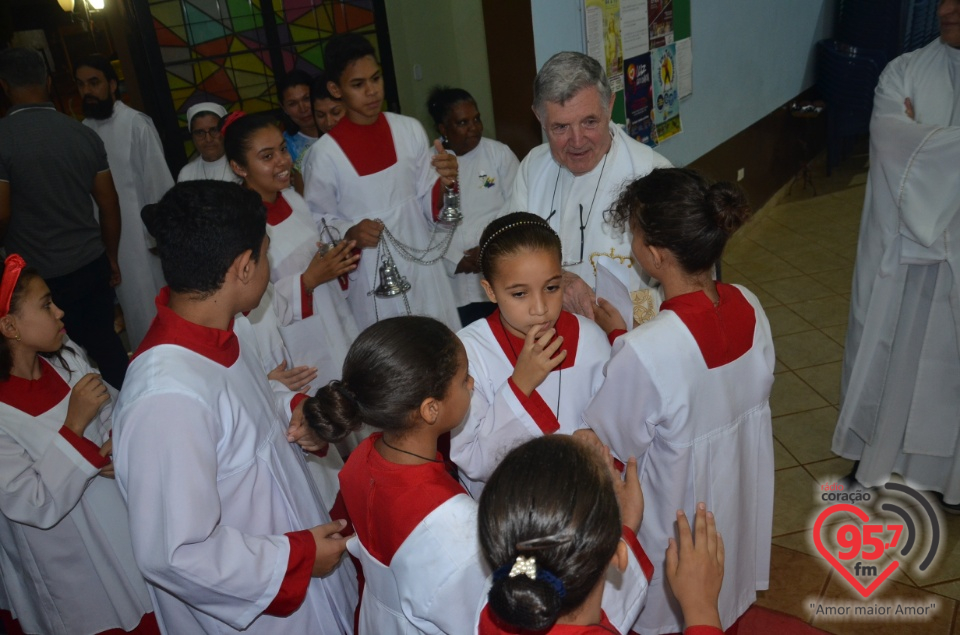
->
75;55;173;350
177;102;241;184
112;182;357;634
833;0;960;513
510;52;671;320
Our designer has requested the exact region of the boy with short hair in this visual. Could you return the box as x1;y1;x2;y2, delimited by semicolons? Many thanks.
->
112;181;357;634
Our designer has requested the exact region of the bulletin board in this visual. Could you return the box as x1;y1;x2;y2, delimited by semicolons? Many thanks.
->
583;0;691;148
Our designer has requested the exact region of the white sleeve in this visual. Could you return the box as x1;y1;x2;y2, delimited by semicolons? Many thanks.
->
0;426;102;529
507;154;531;216
271;272;307;327
581;339;660;462
302;143;352;239
412;121;441;224
115;394;291;630
602;528;653;634
499;146;520;203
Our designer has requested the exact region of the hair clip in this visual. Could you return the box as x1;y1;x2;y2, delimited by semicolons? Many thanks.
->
219;110;247;135
509;555;537;580
478;219;559;264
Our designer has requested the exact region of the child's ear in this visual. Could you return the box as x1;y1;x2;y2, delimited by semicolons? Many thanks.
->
648;245;667;270
418;396;440;425
232;249;255;284
480;279;497;304
610;539;629;574
229;159;246;178
0;316;18;341
327;80;342;100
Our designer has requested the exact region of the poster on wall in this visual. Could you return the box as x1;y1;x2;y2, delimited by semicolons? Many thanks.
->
585;0;624;92
620;0;650;57
624;53;657;147
651;43;682;141
648;0;674;49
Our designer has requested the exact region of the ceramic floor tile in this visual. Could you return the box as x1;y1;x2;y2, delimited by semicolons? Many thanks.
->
821;324;848;347
766;305;818;337
773;466;823;536
774;437;799;470
810;267;855;295
774;331;845;370
774;406;840;464
776;527;917;587
723;237;774;264
752;285;782;309
811;577;955;635
761;275;836;305
771;372;830;416
780;247;854;275
787;296;852;329
736;256;805;283
796;362;842;405
803;458;855;485
924;580;960;602
719;264;753;288
755;545;831;618
914;513;960;587
775;359;789;373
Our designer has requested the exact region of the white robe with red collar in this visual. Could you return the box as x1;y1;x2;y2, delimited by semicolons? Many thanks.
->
113;291;357;634
452;310;611;498
582;283;774;635
302;112;460;331
0;347;154;635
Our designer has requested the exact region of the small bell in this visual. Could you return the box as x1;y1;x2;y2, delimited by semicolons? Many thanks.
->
437;181;463;225
372;254;412;298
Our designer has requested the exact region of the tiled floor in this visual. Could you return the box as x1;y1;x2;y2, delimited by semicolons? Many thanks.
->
729;152;960;633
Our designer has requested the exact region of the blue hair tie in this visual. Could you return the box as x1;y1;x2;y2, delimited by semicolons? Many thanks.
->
493;556;566;599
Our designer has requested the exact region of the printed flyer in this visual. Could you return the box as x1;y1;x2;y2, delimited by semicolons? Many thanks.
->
651;43;682;141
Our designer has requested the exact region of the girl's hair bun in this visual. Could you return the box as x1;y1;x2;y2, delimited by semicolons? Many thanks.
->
487;570;563;632
302;380;362;443
707;181;751;236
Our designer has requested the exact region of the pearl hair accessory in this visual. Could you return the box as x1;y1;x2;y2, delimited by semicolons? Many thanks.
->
508;556;537;580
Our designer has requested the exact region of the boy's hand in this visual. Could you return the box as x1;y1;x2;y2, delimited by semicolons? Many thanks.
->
308;519;349;576
510;326;566;396
665;503;724;630
614;455;643;533
432;139;459;187
65;373;110;436
594;297;627;335
268;361;318;393
344;219;382;249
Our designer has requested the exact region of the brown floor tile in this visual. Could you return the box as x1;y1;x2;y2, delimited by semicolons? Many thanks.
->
771;372;830;416
924;580;960;602
773;466;822;536
811;267;856;295
795;362;842;405
811;577;955;635
766;305;818;337
724;237;774;264
774;437;800;470
803;458;855;484
913;513;960;587
821;324;848;348
755;545;831;619
774;331;845;370
774;407;840;463
761;275;837;305
787;296;852;329
736;256;805;283
781;247;854;275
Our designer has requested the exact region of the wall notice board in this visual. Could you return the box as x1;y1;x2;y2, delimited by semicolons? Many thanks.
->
584;0;691;147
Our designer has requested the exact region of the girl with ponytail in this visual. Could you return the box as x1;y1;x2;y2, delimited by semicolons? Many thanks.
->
581;168;775;634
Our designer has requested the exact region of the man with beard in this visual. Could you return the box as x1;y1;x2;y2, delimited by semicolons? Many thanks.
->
177;102;241;184
0;48;129;388
75;55;173;350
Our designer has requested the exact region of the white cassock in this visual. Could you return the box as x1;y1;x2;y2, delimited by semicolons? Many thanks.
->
435;138;519;308
582;283;775;634
177;154;242;184
452;310;611;498
509;123;671;292
113;290;357;634
84;101;173;348
302;112;460;331
0;347;154;635
339;434;488;635
474;528;654;635
833;38;960;504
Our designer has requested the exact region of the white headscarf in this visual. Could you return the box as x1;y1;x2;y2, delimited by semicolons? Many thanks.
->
186;102;228;131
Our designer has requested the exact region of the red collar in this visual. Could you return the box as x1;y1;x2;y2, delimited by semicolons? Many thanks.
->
327;113;398;176
660;283;756;369
0;357;70;416
485;309;579;370
263;192;293;226
478;605;618;634
132;287;240;367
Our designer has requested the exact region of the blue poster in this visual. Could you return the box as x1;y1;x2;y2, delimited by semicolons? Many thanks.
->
624;52;656;147
651;43;682;141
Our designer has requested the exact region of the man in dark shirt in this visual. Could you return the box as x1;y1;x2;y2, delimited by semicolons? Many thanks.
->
0;48;129;388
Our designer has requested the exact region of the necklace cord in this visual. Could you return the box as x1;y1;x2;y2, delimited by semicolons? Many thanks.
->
380;436;442;463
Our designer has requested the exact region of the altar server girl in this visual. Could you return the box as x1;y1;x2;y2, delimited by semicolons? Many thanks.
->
303;316;487;635
302;33;461;330
477;435;723;635
451;212;611;498
0;254;157;635
582;168;774;635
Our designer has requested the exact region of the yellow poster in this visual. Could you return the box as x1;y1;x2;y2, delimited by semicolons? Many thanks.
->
585;0;624;91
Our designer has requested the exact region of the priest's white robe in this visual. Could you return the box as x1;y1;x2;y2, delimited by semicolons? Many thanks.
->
176;154;241;184
436;138;519;308
84;101;173;348
302;112;460;331
113;292;357;634
582;284;774;635
509;123;671;292
0;347;154;635
452;310;610;498
833;38;960;504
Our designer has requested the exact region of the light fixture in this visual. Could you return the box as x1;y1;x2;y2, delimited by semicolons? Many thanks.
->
87;0;105;9
57;0;75;12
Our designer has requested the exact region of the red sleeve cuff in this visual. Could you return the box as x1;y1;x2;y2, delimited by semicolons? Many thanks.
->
431;179;443;221
58;427;110;469
608;328;627;346
299;276;315;319
621;526;654;582
264;530;315;616
684;627;723;635
290;393;308;414
507;378;560;434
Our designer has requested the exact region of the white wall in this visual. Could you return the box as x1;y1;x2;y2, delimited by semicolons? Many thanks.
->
531;0;836;166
